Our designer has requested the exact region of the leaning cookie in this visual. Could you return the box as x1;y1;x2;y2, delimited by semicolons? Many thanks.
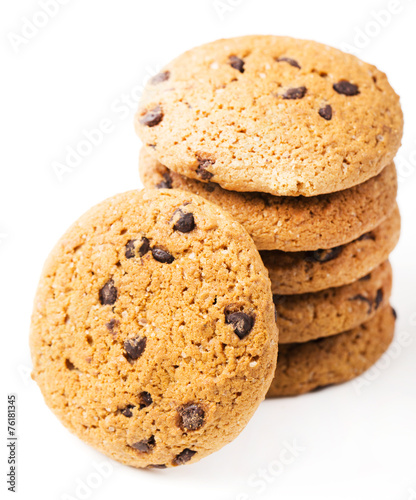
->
30;189;278;469
267;305;395;398
263;205;400;295
276;261;392;343
135;35;403;197
140;148;397;252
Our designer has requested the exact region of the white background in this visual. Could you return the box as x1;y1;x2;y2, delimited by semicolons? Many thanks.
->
2;1;416;499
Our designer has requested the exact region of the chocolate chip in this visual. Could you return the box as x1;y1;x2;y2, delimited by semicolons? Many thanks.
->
150;71;170;85
131;436;155;453
375;288;383;310
124;337;147;361
156;172;173;189
203;183;216;193
172;210;195;233
225;311;255;339
196;158;215;180
152;247;175;264
139;391;153;409
120;405;135;417
349;294;372;314
125;237;150;259
333;80;360;96
172;449;196;466
305;246;343;263
177;404;205;431
139;106;163;127
276;57;301;69
138;237;150;256
229;55;245;73
359;273;371;282
65;359;76;370
106;318;118;331
99;280;118;305
125;240;136;259
319;105;332;120
392;307;397;319
147;464;167;469
282;87;307;99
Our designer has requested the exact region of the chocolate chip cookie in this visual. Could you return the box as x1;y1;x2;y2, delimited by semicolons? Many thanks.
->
140;148;397;251
263;205;400;295
276;261;392;343
267;305;395;397
30;189;278;468
135;36;403;197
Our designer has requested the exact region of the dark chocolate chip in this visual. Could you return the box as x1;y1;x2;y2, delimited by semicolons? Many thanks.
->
173;210;195;233
305;246;343;263
131;435;155;453
225;311;255;339
196;158;215;180
106;318;118;331
138;237;150;257
276;57;301;69
65;359;76;370
99;280;118;305
152;247;175;264
349;294;372;314
147;464;167;469
156;172;173;189
392;307;397;319
124;337;147;361
333;80;360;96
203;183;216;193
120;405;135;418
150;71;170;85
319;105;333;120
139;106;163;127
139;391;153;409
125;240;136;259
229;55;245;73
125;237;150;259
177;403;205;431
172;449;196;466
374;288;383;310
282;86;307;99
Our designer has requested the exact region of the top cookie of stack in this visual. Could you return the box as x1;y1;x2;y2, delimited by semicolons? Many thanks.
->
135;35;403;197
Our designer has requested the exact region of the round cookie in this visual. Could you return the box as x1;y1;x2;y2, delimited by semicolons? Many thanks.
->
135;35;403;197
267;305;395;398
140;148;397;252
276;261;392;344
263;205;400;295
30;189;278;469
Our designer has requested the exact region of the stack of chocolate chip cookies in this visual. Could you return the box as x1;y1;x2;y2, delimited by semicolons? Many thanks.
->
135;35;403;397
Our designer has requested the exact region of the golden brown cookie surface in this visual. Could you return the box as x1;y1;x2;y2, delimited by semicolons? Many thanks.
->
135;36;403;196
276;261;392;343
140;148;397;251
30;189;278;468
267;305;395;398
263;205;400;295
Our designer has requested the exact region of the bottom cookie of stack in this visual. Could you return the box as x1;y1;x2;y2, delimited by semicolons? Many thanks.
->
267;305;395;398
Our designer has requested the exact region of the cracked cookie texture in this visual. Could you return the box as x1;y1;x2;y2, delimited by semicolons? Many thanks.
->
30;189;278;468
135;35;403;197
140;148;397;251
